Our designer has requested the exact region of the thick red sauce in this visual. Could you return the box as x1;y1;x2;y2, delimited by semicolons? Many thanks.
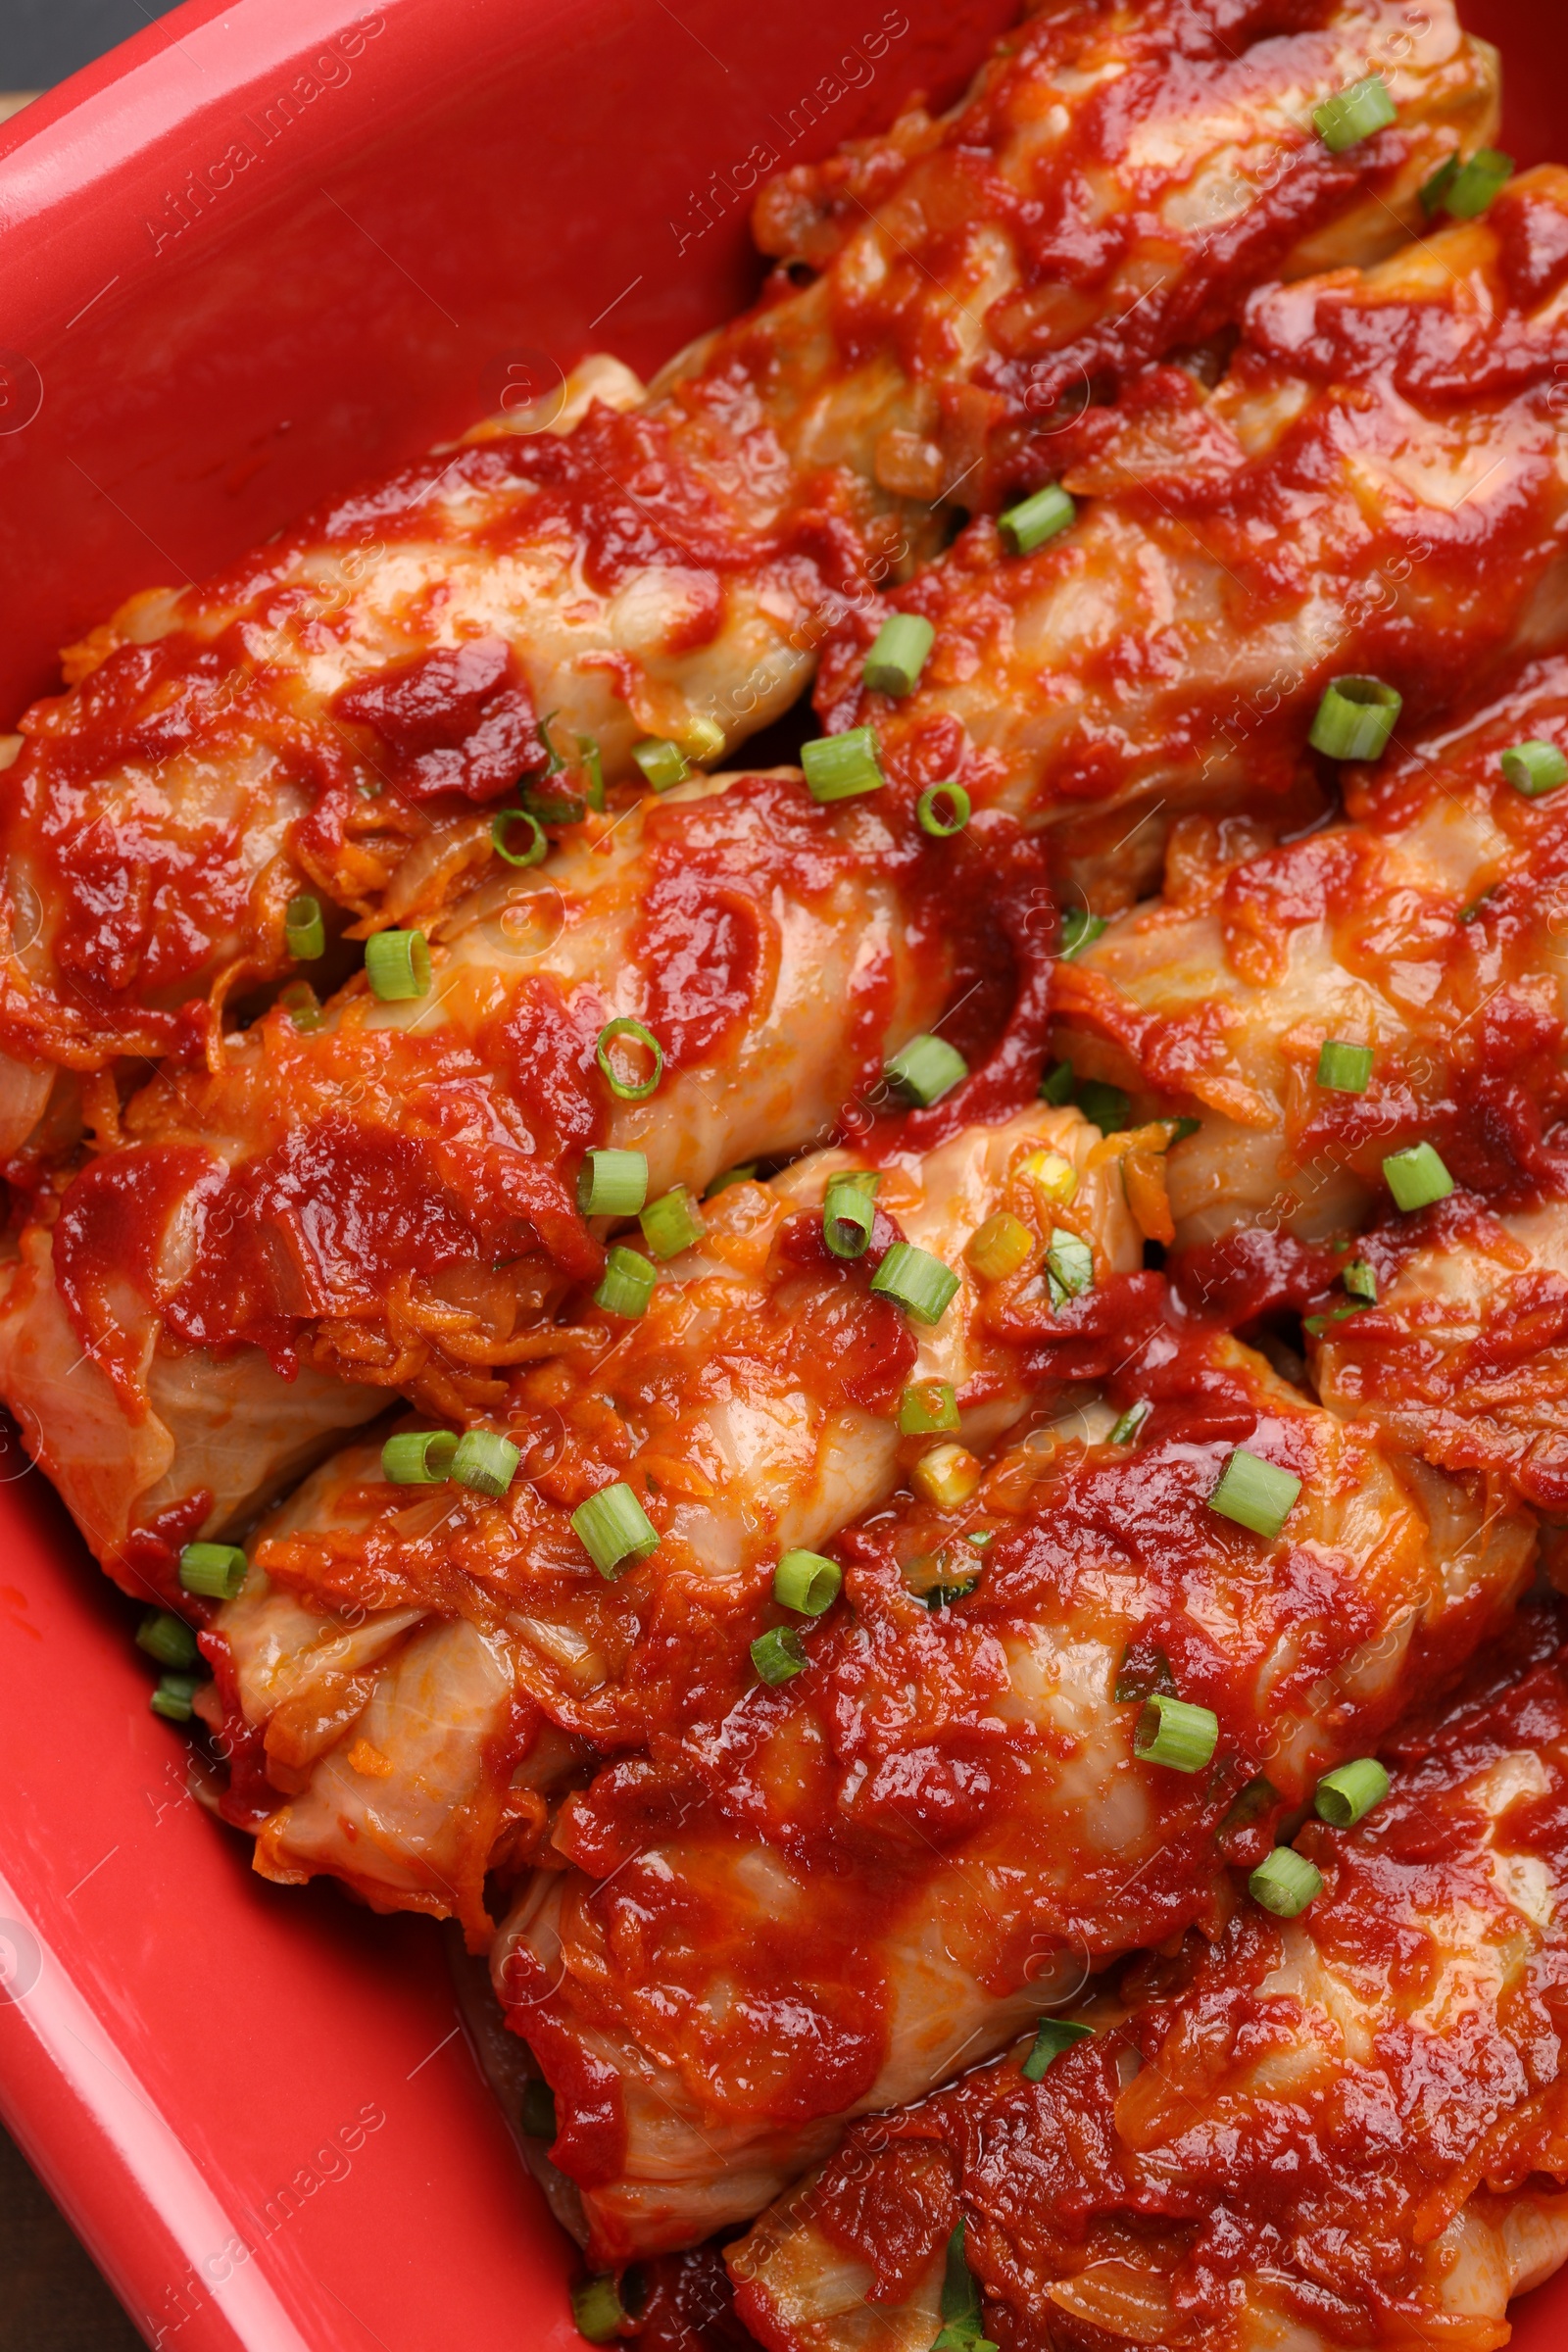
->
111;1486;215;1608
330;634;544;804
743;1602;1568;2352
624;2246;750;2351
504;1302;1524;2213
777;0;1430;511
0;381;898;1071
46;772;1051;1383
201;1627;278;1833
814;174;1568;832
259;1205;924;1768
9;8;1568;2316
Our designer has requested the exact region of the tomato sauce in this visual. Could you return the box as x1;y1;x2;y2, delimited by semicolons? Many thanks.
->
622;2246;751;2351
200;1627;278;1834
112;1487;215;1608
506;1297;1531;2219
40;769;1052;1388
330;634;544;804
748;1602;1568;2352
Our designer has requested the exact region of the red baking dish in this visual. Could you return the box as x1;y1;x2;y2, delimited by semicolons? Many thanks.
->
0;3;1565;2346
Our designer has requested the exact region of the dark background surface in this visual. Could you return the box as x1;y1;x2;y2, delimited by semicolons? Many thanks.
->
0;9;184;2340
0;2135;142;2349
1;0;184;86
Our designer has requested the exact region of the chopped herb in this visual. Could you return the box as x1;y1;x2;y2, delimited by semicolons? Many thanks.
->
1059;907;1107;959
1075;1077;1130;1133
933;2221;1000;2352
1020;2017;1094;2082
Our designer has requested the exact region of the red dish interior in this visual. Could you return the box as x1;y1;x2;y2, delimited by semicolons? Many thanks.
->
0;3;1563;2344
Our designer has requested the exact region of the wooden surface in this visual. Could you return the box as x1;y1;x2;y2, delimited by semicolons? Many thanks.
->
0;2123;142;2350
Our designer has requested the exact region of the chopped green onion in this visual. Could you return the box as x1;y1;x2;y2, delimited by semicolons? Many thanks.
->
1451;147;1515;218
1420;153;1459;216
1383;1142;1453;1211
365;928;431;1001
886;1033;968;1107
450;1430;521;1498
640;1186;706;1260
284;894;325;960
520;2079;558;2139
632;737;690;792
1308;674;1402;761
571;1483;660;1579
1313;73;1396;155
1108;1400;1151;1446
802;727;884;804
1424;146;1513;220
682;714;726;763
151;1672;202;1723
863;612;935;698
1134;1692;1220;1775
1021;1149;1078;1206
1303;1300;1371;1335
570;2278;629;2344
1314;1756;1390;1828
870;1242;961;1325
1344;1258;1377;1302
538;709;569;774
1046;1229;1095;1304
1059;907;1107;960
492;807;547;866
752;1626;808;1685
774;1549;842;1616
279;980;323;1031
1075;1077;1130;1133
899;1379;960;1436
1020;2017;1095;2082
381;1430;459;1484
999;482;1075;556
576;1148;649;1218
136;1609;200;1671
1209;1447;1301;1541
594;1245;658;1318
521;780;587;824
596;1016;663;1102
1501;739;1568;798
967;1212;1033;1283
917;781;969;837
1039;1059;1076;1106
1250;1846;1324;1917
1316;1039;1372;1094
912;1443;982;1509
177;1542;248;1600
705;1162;758;1198
823;1170;879;1259
578;736;606;811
